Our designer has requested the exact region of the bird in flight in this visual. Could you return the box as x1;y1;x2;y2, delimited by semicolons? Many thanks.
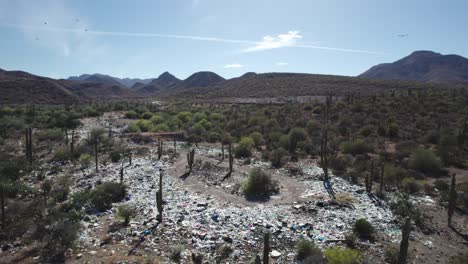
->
43;22;47;25
84;28;88;32
75;19;80;22
397;34;408;37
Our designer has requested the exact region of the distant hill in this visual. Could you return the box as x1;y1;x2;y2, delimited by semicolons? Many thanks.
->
166;72;461;99
137;72;181;94
137;71;224;95
0;69;142;104
68;74;153;88
359;51;468;84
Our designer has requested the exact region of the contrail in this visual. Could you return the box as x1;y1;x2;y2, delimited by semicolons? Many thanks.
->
0;23;385;54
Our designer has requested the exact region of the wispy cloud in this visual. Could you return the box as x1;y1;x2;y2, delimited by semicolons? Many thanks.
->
0;23;385;55
224;63;244;68
243;31;302;52
275;62;288;66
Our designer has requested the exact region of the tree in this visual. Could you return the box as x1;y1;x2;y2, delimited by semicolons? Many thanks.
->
41;179;52;205
234;137;255;158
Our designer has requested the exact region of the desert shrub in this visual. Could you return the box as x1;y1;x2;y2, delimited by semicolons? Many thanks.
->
353;218;375;240
344;232;358;249
384;246;399;264
151;123;170;132
135;119;153;132
170;244;184;262
269;147;288;168
191;122;207;136
384;164;408;185
35;128;64;142
91;183;126;212
242;168;279;199
207;132;221;143
402;177;421;194
324;247;362;264
387;123;399;138
79;154;92;168
250;132;265;148
289;127;307;153
139;112;152;120
409;149;442;175
176;111;192;123
433;179;449;191
359;125;374;137
329;155;351;176
198;119;212;130
126;123;141;133
117;205;137;226
218;245;233;259
450;252;468;264
306;120;321;136
296;239;326;263
278;134;290;150
235;137;255;158
342;140;373;156
149;114;164;125
110;149;122;162
125;110;139;119
209;112;225;122
53;146;71;161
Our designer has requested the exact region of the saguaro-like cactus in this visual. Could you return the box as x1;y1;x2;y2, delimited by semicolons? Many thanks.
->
398;217;411;264
24;127;33;164
263;232;270;264
119;163;124;184
187;148;195;173
156;169;164;222
157;139;163;160
70;130;75;153
228;143;234;173
448;173;457;227
379;158;385;194
173;139;177;157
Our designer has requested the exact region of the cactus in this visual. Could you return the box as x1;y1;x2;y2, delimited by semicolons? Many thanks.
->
94;137;99;173
173;139;177;158
398;217;411;264
379;158;385;194
70;130;75;153
24;127;33;164
187;148;195;173
157;139;163;160
128;151;132;166
369;159;374;192
156;169;164;222
263;232;270;264
228;143;233;173
119;162;124;184
448;173;457;227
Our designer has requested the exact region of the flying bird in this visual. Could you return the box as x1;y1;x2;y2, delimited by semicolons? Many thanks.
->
84;28;88;32
75;19;80;22
397;34;408;37
43;22;47;25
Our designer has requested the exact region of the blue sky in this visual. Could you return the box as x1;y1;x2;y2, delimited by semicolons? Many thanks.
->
0;0;467;79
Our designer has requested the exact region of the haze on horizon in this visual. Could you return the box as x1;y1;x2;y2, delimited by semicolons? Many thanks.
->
0;0;467;79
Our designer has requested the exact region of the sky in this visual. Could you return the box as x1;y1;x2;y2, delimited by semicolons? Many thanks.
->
0;0;467;79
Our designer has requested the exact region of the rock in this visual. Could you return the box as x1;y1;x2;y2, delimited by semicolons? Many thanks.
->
270;250;281;258
76;253;83;259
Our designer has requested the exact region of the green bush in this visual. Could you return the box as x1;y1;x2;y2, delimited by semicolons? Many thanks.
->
125;111;139;119
110;149;122;162
151;123;170;132
79;154;92;168
150;114;164;125
170;244;184;262
409;149;442;175
296;239;326;263
269;147;288;168
117;205;137;226
53;146;71;161
288;127;307;153
140;111;153;120
358;125;374;137
387;123;399;138
353;218;375;240
235;137;255;158
342;140;373;156
126;123;141;133
324;247;362;264
91;182;126;212
35;128;64;142
384;164;408;185
242;168;279;199
384;246;399;264
402;177;421;194
135;119;153;132
250;132;265;148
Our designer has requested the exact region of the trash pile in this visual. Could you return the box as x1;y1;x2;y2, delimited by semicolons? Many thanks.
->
72;151;401;263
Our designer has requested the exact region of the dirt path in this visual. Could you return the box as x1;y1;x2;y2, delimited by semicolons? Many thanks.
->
167;149;308;207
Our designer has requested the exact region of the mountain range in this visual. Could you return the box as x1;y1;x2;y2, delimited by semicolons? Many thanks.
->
359;51;468;84
1;50;467;104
